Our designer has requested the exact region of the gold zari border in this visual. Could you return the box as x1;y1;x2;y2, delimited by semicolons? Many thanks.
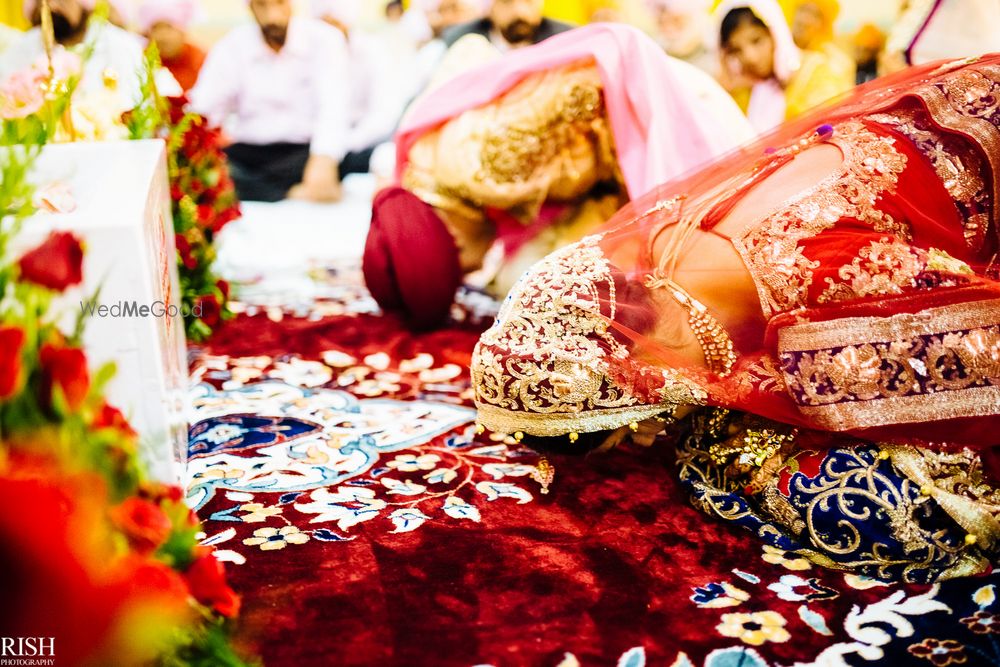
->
474;402;674;438
798;385;1000;431
778;298;1000;351
916;65;1000;224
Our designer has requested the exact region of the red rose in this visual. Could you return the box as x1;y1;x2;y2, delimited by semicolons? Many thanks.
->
109;497;173;554
213;207;240;233
138;482;184;504
18;232;84;291
197;294;221;327
175;234;197;270
92;401;136;437
39;343;90;411
216;279;230;301
0;326;26;399
117;556;191;616
196;204;215;227
184;553;241;617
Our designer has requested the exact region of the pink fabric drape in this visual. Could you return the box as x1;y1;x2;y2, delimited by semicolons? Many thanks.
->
395;23;755;200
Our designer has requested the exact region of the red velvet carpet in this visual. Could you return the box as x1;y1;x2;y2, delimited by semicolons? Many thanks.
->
188;280;1000;667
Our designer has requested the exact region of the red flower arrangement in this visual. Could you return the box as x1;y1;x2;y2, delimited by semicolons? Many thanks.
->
92;401;137;436
162;95;241;342
0;135;254;665
110;497;174;555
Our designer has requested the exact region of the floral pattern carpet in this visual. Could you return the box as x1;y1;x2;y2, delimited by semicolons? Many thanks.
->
187;266;1000;667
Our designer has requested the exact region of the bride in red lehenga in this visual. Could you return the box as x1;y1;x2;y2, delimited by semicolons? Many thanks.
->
471;54;1000;584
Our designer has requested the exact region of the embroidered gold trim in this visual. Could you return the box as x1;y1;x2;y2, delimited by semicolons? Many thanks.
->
798;385;1000;430
917;65;1000;231
869;106;991;251
779;297;1000;350
471;234;707;436
475;402;674;438
733;121;909;318
779;298;1000;430
817;237;927;304
887;445;1000;551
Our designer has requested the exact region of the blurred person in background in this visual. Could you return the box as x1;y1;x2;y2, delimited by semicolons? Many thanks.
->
442;0;572;52
789;0;854;106
190;0;349;203
401;0;565;117
715;0;851;132
2;0;176;106
647;0;715;74
852;22;883;85
544;0;619;25
715;0;800;132
312;0;405;178
427;0;483;38
385;1;404;23
882;0;1000;75
138;0;204;92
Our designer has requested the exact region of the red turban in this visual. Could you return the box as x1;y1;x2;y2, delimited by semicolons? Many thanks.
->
363;188;462;331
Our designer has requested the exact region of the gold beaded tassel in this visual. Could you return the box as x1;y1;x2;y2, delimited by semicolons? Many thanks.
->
686;299;737;376
531;458;555;495
648;277;738;376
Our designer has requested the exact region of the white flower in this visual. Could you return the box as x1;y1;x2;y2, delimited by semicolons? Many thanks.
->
762;545;812;571
387;454;441;472
294;486;386;530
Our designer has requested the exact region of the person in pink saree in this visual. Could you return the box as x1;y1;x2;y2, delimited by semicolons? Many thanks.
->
363;23;755;330
472;54;1000;583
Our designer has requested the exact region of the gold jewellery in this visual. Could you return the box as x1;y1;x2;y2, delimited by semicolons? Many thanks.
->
645;274;738;376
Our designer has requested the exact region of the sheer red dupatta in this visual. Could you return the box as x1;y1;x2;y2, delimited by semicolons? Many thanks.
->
586;54;1000;452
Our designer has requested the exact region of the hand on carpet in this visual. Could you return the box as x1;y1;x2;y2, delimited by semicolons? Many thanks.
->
289;155;343;203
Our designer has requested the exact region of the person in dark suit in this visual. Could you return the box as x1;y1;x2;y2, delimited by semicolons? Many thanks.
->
441;0;572;52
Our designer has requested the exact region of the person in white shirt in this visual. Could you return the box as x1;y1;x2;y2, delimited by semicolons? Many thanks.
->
1;0;165;108
311;0;405;178
189;0;350;203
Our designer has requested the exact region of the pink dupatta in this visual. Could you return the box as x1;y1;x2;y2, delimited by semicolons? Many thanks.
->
394;23;755;200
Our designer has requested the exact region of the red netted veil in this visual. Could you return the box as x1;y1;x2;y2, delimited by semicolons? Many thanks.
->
472;54;1000;453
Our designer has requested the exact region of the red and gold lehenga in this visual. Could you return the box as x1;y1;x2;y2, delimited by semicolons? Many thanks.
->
471;55;1000;584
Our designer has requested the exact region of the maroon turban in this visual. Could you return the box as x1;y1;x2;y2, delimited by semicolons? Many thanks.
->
363;187;462;331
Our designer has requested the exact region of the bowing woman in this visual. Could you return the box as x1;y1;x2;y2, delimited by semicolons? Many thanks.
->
472;53;1000;583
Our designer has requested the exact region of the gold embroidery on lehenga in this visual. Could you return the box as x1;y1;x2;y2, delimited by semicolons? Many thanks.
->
817;237;926;304
917;65;1000;231
675;411;986;583
778;298;1000;430
472;234;707;437
887;446;1000;551
869;107;991;251
733;356;788;400
733;122;909;317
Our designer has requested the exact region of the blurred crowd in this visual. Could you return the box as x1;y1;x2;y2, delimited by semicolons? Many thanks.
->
3;0;1000;202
